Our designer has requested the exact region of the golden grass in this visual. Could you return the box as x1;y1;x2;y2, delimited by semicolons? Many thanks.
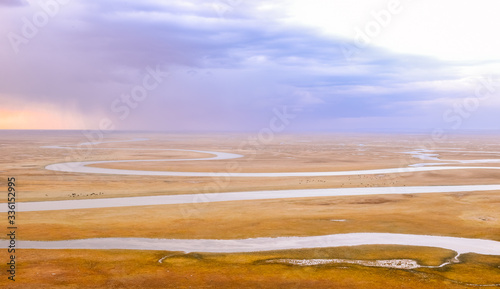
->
1;247;498;289
1;131;500;288
3;132;500;202
12;191;500;241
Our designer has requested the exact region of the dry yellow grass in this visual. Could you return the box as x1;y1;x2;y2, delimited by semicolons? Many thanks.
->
1;247;498;289
1;131;500;288
2;132;500;202
13;191;500;241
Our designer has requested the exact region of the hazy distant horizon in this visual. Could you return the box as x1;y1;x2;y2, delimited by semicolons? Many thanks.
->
2;128;500;135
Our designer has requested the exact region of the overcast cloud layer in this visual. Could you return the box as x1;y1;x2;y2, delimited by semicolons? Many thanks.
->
1;0;500;132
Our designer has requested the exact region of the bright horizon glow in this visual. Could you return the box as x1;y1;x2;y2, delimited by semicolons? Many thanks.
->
0;106;86;130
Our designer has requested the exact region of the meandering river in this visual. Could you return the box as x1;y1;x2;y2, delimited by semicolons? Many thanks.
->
5;138;500;255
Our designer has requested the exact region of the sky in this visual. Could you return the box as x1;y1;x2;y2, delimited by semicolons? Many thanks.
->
1;0;500;132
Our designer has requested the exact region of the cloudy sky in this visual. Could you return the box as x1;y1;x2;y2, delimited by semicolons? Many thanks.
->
1;0;500;132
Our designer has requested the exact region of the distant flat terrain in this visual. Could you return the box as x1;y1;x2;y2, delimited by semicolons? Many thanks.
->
1;130;499;288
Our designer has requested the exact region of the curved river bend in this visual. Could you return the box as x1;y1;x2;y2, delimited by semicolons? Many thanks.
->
6;138;500;256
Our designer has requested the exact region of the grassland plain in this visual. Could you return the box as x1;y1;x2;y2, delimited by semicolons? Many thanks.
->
1;248;499;288
1;130;500;288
